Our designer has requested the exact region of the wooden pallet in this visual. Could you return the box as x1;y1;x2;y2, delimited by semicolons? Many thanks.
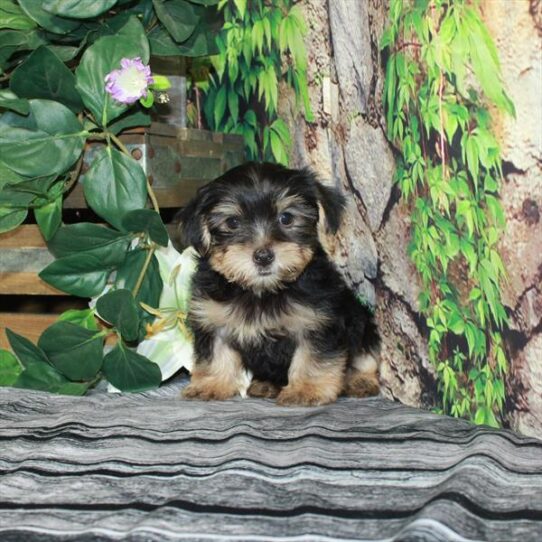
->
0;126;244;350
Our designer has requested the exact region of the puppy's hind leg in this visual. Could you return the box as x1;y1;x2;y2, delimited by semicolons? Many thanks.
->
343;351;380;398
247;379;280;398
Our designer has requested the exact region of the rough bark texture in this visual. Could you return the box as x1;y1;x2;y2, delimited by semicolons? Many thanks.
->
481;0;542;438
280;0;542;437
279;0;435;410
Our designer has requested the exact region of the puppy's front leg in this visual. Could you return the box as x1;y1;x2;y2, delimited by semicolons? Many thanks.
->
183;334;244;401
277;339;346;407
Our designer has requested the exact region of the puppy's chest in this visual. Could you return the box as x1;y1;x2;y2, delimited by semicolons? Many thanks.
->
190;295;323;345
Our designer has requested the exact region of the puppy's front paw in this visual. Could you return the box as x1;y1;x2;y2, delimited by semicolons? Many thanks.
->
182;380;238;401
276;384;337;407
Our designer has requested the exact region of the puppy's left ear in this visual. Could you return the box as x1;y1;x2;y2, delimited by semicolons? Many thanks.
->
174;183;213;255
315;181;345;233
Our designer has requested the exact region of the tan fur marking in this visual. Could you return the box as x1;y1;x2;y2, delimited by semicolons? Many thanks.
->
212;200;242;217
190;297;329;345
277;341;346;406
182;336;244;400
352;351;378;374
200;222;212;254
273;242;314;282
275;194;306;213
247;379;280;398
208;241;314;293
343;369;380;398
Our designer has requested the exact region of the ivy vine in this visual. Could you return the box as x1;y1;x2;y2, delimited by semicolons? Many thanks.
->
189;0;312;164
382;0;514;427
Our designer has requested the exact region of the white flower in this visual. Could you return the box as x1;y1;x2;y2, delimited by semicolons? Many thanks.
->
104;57;154;104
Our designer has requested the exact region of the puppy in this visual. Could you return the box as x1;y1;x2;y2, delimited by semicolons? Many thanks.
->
176;162;380;406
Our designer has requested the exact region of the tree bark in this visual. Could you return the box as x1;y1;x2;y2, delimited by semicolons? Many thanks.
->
280;0;542;436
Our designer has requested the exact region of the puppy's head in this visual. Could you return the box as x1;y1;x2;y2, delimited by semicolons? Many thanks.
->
177;162;344;292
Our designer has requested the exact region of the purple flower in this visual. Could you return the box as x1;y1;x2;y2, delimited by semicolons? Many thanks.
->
104;57;154;105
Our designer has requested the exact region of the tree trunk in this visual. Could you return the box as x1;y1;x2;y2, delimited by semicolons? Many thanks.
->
280;0;542;437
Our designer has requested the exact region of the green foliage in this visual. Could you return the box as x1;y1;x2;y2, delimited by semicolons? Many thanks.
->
0;0;219;78
0;1;222;395
193;0;311;164
102;343;162;393
0;349;22;386
83;147;148;229
382;0;513;427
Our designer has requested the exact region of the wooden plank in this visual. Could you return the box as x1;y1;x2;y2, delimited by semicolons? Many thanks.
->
0;273;65;296
64;179;207;209
0;313;57;349
0;313;117;349
0;225;178;250
0;225;47;249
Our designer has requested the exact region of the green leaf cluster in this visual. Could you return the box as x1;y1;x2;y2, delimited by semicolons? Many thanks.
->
191;0;311;164
1;0;220;80
382;0;513;427
0;11;186;394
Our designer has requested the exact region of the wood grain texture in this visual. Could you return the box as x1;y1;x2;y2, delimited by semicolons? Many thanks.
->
0;383;541;541
0;273;64;296
0;225;47;248
0;313;57;349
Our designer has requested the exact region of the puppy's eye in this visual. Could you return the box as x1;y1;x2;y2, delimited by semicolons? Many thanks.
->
225;216;240;230
279;212;294;226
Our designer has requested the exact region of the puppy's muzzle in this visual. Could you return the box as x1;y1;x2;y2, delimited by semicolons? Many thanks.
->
253;247;275;268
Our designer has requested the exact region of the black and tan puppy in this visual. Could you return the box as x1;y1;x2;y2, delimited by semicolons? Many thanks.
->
177;162;380;406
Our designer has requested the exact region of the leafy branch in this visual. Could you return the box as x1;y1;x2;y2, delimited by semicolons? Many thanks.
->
382;0;514;427
189;0;312;164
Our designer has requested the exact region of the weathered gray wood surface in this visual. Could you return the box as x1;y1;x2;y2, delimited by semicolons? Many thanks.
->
0;381;541;541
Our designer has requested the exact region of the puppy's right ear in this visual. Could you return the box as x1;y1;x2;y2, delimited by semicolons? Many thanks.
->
315;182;345;234
175;184;212;255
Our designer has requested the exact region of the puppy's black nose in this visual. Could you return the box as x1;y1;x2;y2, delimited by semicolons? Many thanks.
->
253;247;275;267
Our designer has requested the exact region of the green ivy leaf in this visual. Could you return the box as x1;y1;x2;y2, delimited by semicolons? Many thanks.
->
227;88;239;124
214;84;226;128
0;99;85;177
96;289;140;342
0;349;23;386
10;47;84;113
0;0;36;30
83;147;148;231
115;249;163;324
102;343;161;392
57;308;99;331
0;207;27;234
108;108;151;136
152;0;200;43
0;89;29;114
34;194;62;241
14;362;91;395
38;322;104;381
149;75;171;91
18;0;80;34
39;243;130;297
121;209;169;247
5;328;50;368
75;16;149;126
42;0;118;19
48;223;130;258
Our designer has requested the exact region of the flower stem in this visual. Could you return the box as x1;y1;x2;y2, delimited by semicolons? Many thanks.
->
109;132;131;155
64;154;85;195
132;245;156;299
